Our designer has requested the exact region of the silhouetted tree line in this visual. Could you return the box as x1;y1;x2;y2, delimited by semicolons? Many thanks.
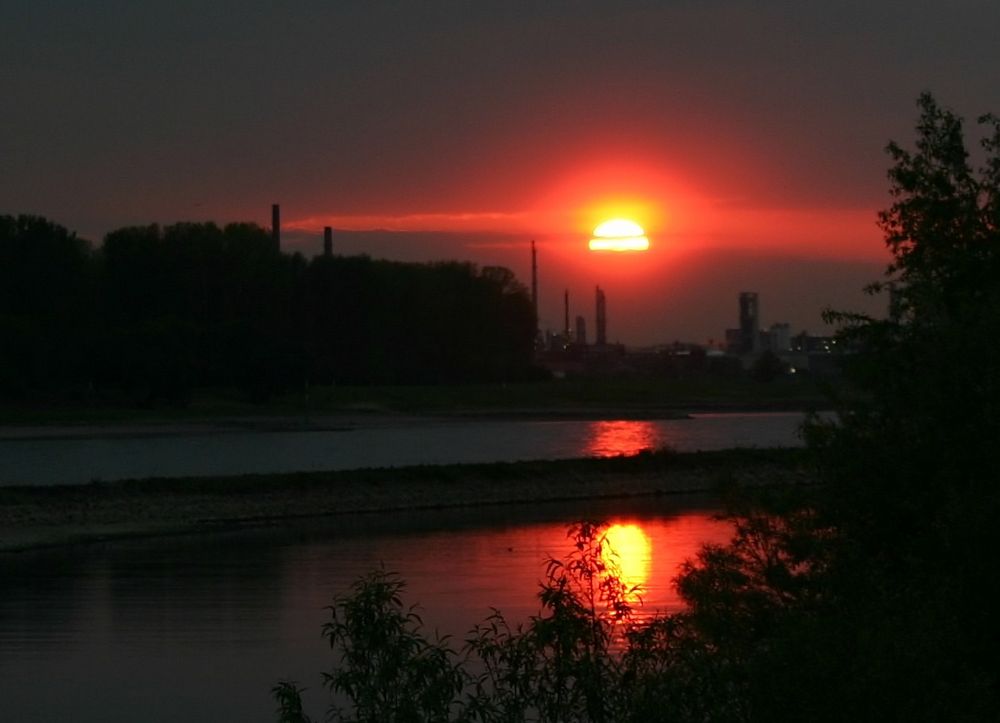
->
0;217;537;403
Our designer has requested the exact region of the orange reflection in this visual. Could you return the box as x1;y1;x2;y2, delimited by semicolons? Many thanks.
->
283;509;735;638
602;523;651;605
584;420;660;457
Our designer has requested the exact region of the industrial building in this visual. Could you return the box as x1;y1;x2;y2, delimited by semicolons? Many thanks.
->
272;203;281;251
531;244;625;376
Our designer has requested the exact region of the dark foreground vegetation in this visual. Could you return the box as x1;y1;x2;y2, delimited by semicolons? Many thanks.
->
274;95;1000;721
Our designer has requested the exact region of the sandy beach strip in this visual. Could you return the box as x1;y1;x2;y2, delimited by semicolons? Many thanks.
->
0;449;808;553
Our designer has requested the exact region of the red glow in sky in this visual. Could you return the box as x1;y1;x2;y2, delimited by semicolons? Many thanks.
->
282;152;889;344
5;2;995;342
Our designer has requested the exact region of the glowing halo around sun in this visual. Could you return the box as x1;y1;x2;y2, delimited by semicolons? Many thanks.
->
589;219;650;252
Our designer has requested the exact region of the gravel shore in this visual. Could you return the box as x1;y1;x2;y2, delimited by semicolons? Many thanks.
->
0;449;808;553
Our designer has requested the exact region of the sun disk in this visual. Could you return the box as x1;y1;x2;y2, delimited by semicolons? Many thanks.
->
589;218;649;252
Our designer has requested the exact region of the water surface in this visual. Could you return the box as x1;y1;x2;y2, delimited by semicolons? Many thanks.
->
0;412;806;485
0;497;730;722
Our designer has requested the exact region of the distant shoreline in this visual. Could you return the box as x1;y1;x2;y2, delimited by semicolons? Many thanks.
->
0;448;808;554
0;403;827;442
0;376;832;431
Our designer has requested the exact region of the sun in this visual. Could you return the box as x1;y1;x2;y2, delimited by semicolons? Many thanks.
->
589;218;650;252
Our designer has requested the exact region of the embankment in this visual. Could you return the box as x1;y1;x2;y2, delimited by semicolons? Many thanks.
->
0;448;809;552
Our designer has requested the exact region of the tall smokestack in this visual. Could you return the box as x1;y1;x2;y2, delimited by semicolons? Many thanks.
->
531;240;538;332
596;286;607;346
271;204;281;251
564;289;570;340
324;226;333;257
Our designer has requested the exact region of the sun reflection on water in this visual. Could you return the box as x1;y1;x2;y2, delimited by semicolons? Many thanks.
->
602;523;652;605
584;420;662;457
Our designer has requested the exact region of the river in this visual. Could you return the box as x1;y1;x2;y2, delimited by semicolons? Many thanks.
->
0;411;807;486
0;497;729;723
0;412;803;720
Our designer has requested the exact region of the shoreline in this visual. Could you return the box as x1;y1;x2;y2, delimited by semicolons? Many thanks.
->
0;448;809;554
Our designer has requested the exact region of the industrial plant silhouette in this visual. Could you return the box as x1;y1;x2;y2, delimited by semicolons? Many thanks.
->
0;204;839;406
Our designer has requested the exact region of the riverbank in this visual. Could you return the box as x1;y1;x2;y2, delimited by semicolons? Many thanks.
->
0;377;830;429
0;448;809;553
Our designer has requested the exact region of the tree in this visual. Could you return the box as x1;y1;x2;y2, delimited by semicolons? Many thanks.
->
702;93;1000;720
802;94;1000;718
0;215;95;396
274;523;645;723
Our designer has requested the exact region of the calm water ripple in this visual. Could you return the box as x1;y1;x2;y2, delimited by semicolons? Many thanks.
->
0;499;729;723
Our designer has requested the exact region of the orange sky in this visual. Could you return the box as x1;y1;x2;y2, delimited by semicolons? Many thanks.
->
5;2;996;343
280;154;890;343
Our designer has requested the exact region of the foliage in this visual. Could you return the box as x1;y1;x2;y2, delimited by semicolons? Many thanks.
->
272;680;314;723
320;567;465;722
718;93;1000;719
800;92;1000;719
464;521;637;723
276;523;669;723
303;257;535;386
277;512;834;723
0;215;95;396
277;513;848;722
0;218;537;404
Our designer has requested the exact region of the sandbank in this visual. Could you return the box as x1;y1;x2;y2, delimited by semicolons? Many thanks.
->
0;449;808;553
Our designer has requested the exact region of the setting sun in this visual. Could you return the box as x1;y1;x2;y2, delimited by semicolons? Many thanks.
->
589;219;650;252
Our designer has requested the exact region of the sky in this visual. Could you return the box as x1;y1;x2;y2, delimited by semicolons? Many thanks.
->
4;1;1000;345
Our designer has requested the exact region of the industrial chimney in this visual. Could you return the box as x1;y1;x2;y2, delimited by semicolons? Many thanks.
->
531;240;538;333
564;289;571;341
271;203;281;251
324;226;333;257
595;286;607;346
739;291;759;353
